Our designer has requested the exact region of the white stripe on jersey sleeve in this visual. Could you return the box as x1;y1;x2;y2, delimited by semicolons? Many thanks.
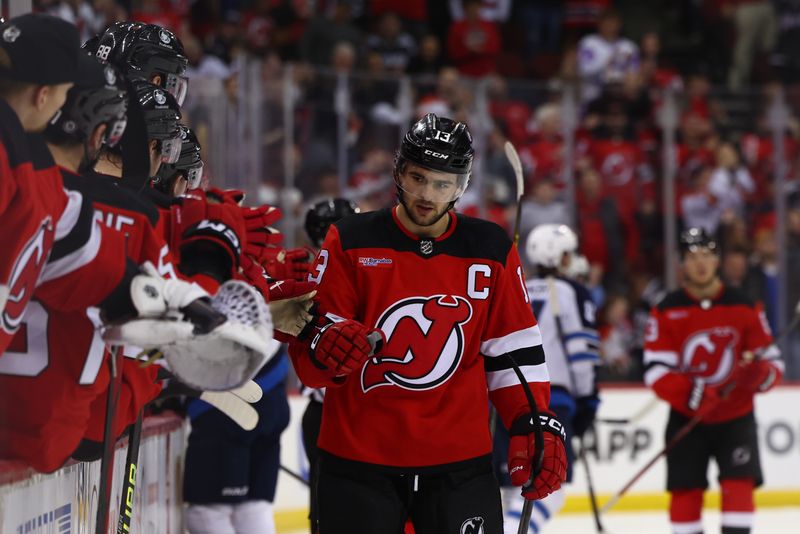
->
40;218;102;283
644;364;670;386
481;325;543;358
644;349;679;367
486;363;550;391
54;189;82;240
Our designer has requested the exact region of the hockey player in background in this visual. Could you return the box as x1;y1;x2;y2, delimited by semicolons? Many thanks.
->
644;228;783;534
289;113;567;533
494;224;600;534
299;197;360;533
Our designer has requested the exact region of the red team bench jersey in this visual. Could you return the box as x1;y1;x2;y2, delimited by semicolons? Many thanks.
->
644;286;782;424
291;207;550;470
0;170;171;472
0;102;127;355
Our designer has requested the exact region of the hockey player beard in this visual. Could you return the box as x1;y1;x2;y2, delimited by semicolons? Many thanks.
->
399;191;452;228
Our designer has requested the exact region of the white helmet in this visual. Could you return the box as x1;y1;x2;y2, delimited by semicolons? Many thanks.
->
525;224;578;269
564;253;590;279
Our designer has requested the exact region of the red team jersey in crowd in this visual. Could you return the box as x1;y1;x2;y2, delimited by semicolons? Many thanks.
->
0;170;171;472
291;207;550;470
643;286;783;424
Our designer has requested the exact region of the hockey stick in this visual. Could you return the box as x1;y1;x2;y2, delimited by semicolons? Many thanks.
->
116;410;143;534
95;345;122;534
599;384;730;515
490;141;526;440
578;436;606;533
597;397;659;425
504;140;525;246
504;354;545;534
280;464;310;486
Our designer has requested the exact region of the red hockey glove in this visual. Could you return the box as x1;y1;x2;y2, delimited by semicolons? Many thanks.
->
508;411;568;500
171;192;246;275
207;188;284;265
265;247;314;282
726;359;779;403
309;320;385;376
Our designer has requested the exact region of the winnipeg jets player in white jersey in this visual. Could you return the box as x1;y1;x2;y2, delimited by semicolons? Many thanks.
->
496;224;601;534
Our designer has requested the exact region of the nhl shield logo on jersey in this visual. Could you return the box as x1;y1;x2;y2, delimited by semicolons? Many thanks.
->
681;327;740;385
460;516;485;534
361;295;473;393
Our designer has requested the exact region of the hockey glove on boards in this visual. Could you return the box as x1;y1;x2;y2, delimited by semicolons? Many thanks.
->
508;411;568;500
309;319;385;376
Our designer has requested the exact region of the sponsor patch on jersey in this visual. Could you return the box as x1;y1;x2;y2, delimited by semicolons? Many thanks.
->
666;310;688;319
358;256;393;268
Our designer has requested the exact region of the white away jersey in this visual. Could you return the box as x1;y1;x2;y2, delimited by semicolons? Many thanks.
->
525;275;599;397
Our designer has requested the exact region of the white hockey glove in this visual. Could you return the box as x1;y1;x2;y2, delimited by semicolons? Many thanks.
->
103;264;277;391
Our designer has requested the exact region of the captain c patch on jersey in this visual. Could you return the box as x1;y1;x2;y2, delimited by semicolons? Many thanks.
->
361;295;473;393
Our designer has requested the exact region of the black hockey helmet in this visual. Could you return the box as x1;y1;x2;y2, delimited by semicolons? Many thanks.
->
304;198;360;247
152;125;204;193
394;113;474;204
679;227;718;256
85;22;189;105
130;79;182;163
46;54;127;148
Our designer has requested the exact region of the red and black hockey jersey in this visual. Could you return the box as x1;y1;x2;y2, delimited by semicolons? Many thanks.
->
0;104;127;355
0;169;169;472
291;207;550;470
644;285;782;423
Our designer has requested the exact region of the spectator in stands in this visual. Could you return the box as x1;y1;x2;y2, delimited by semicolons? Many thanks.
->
517;0;564;55
744;221;780;332
519;177;571;243
577;8;639;103
520;103;565;189
448;0;512;22
708;142;756;220
241;0;273;56
365;11;416;74
130;0;184;33
301;3;362;67
772;0;800;89
207;11;243;65
487;76;532;148
721;246;751;289
727;0;777;89
446;0;501;78
47;0;105;42
680;164;731;237
407;35;445;79
576;168;628;291
598;293;635;378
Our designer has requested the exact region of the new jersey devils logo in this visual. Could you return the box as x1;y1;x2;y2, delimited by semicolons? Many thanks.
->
681;327;739;385
361;295;473;393
2;218;54;334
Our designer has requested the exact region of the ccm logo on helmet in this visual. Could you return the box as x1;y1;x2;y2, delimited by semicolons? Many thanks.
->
424;149;449;160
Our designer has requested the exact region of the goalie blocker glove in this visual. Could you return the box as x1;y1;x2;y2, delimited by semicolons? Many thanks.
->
508;411;568;500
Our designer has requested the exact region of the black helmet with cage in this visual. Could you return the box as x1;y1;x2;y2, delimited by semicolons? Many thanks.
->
679;227;718;257
44;55;128;172
85;22;189;105
394;113;474;207
129;79;183;164
152;125;204;194
304;198;360;247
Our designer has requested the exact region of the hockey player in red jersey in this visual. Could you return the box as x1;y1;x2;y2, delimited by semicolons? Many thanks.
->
0;14;133;355
289;113;566;533
644;228;783;534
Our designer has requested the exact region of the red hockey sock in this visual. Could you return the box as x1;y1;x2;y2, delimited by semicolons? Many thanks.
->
720;478;754;533
670;489;703;534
